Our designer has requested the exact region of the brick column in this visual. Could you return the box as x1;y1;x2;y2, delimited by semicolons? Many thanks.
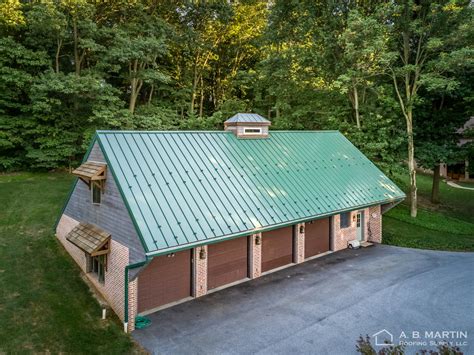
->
127;277;138;332
367;205;382;243
193;245;208;297
249;233;262;278
294;223;305;263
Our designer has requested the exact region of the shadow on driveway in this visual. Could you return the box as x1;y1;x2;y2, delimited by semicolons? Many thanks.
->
133;245;474;354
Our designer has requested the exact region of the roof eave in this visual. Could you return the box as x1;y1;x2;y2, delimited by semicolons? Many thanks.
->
95;134;151;254
144;196;405;258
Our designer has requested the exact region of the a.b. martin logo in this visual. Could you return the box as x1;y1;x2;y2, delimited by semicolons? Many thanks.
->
372;329;394;346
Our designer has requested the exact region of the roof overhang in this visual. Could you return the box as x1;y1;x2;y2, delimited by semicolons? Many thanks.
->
144;197;406;258
66;222;111;256
224;121;271;127
381;198;404;214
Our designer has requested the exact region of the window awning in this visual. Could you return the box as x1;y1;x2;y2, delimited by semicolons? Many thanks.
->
72;161;106;188
66;223;111;256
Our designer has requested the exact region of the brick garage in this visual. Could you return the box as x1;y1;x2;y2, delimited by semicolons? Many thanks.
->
56;214;130;327
55;113;404;332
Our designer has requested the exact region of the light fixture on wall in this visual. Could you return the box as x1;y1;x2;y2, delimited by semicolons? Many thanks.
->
255;235;261;245
199;248;206;260
299;225;305;234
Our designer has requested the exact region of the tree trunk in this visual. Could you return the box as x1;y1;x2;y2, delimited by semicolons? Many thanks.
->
431;164;440;204
129;78;142;114
129;60;143;114
199;76;204;118
406;108;417;217
72;18;81;76
129;89;137;114
353;86;360;129
148;84;154;104
55;38;62;73
190;61;199;114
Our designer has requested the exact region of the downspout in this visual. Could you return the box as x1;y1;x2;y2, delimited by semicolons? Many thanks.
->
124;260;148;333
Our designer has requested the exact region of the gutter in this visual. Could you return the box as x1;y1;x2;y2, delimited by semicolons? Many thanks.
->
123;260;149;333
380;198;405;214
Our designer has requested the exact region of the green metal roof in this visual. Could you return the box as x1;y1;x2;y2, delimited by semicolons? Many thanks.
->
225;113;270;124
95;130;405;256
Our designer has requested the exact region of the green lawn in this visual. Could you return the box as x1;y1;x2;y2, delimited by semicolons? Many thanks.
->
383;172;474;251
0;173;140;353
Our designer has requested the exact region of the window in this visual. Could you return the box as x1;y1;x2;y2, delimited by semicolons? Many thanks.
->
356;213;361;228
92;183;101;204
340;212;350;228
86;254;106;283
243;127;262;135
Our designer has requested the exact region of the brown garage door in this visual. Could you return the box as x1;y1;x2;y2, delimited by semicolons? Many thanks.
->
208;237;248;290
305;218;330;258
137;249;192;313
262;226;293;272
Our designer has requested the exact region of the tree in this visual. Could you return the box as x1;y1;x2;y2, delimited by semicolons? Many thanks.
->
387;0;473;217
27;71;125;169
0;37;49;169
335;10;393;130
104;20;169;114
0;0;24;27
23;2;68;73
172;2;232;116
60;0;99;76
0;0;472;174
416;68;474;204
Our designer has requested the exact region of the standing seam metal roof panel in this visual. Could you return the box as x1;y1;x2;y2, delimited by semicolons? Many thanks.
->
96;131;405;255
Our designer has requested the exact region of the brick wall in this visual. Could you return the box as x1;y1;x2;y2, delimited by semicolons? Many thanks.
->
249;233;262;278
367;205;382;243
193;246;207;297
56;214;129;325
294;223;305;263
332;213;357;251
332;206;382;250
128;278;138;332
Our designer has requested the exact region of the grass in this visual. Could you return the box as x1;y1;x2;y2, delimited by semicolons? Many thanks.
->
383;171;474;251
0;172;140;353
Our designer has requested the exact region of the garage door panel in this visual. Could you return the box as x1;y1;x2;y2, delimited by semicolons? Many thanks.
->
262;226;293;272
208;237;248;290
137;250;191;313
305;218;330;258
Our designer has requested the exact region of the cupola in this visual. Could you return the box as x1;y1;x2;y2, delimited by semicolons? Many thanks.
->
224;113;271;138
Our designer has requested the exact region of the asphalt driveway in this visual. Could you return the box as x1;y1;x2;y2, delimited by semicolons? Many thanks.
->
132;245;474;354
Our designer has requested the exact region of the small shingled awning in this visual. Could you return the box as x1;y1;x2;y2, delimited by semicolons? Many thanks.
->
66;223;111;256
72;161;106;189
